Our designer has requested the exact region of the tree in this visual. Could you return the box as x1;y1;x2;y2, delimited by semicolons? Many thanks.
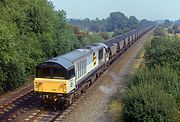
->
89;22;99;32
68;12;155;33
164;19;171;27
0;0;78;92
167;28;174;34
153;26;167;36
175;19;180;26
128;16;138;29
173;25;180;34
138;19;155;28
106;12;128;31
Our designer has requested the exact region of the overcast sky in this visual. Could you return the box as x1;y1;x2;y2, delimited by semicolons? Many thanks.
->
50;0;180;21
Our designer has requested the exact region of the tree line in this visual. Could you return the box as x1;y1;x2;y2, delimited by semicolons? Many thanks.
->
157;19;180;34
68;12;155;37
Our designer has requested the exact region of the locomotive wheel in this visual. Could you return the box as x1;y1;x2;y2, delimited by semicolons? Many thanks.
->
75;90;81;99
69;93;75;104
64;94;74;108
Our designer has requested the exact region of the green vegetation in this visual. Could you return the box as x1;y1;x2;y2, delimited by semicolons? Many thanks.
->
0;0;106;93
124;82;177;122
68;12;155;36
173;19;180;34
0;0;76;92
122;29;180;122
145;36;180;74
164;19;172;27
69;25;105;47
154;26;167;36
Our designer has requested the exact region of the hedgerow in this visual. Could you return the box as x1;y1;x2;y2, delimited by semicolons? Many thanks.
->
123;82;177;122
123;34;180;122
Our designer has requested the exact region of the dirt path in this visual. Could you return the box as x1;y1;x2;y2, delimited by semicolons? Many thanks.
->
62;31;154;122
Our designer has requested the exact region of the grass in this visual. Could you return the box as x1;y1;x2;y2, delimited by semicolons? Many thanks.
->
108;97;123;122
132;33;154;72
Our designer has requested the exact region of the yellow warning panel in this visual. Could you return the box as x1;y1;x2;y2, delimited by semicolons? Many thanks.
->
34;78;69;94
93;53;96;66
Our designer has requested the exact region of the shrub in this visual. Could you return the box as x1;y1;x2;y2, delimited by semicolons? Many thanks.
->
154;26;167;36
145;37;180;73
123;34;180;122
126;67;180;104
123;83;177;122
0;0;78;92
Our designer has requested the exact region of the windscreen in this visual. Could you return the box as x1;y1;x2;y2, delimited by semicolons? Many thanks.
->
37;66;67;79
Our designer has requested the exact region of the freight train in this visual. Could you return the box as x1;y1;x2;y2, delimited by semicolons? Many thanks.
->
34;26;153;108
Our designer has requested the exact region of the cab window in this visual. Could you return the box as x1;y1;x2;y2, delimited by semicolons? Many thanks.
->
37;67;51;78
52;68;67;79
68;68;75;79
37;66;68;79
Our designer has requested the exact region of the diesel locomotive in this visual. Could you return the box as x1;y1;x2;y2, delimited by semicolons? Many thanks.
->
34;26;153;107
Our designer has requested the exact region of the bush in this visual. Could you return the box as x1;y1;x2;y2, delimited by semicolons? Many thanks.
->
123;83;177;122
0;0;78;92
145;36;180;74
99;32;111;40
154;26;167;36
1;62;26;90
122;34;180;122
127;67;180;105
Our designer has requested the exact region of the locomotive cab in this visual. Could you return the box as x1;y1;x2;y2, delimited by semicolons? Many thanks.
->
34;61;76;95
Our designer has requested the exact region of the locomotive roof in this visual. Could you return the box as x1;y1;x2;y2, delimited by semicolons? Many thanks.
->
44;43;105;70
46;48;91;70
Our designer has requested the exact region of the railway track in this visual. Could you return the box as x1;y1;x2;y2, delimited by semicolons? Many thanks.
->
0;84;33;106
26;109;63;122
0;91;37;121
0;84;37;121
24;88;93;122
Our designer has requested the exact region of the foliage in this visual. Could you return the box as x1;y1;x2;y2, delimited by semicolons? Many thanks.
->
68;12;155;33
123;35;180;121
0;0;118;92
79;34;104;47
112;28;130;37
123;82;177;122
167;28;174;34
70;25;105;47
126;67;180;104
173;25;180;34
128;16;139;29
164;19;171;27
145;36;180;73
138;19;156;28
99;32;111;40
0;0;78;92
153;26;167;36
68;18;107;32
106;12;129;31
175;19;180;26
